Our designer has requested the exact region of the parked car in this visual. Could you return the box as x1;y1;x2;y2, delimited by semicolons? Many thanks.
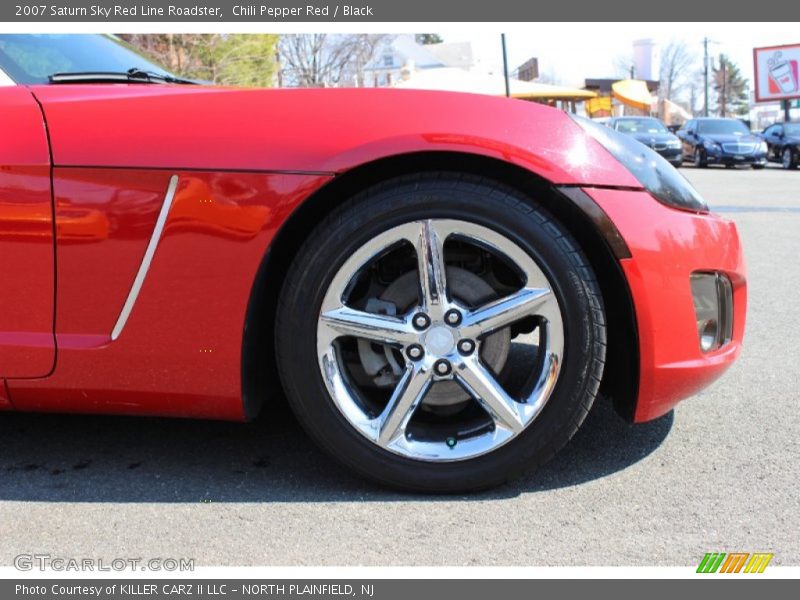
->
0;34;747;492
677;118;768;168
760;122;800;169
608;116;683;167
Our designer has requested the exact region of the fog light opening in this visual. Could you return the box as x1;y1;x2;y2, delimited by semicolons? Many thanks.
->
690;272;733;353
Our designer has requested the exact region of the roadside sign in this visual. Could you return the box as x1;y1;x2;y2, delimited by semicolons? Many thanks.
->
754;43;800;102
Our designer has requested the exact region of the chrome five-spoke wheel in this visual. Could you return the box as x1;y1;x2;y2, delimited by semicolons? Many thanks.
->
317;219;564;461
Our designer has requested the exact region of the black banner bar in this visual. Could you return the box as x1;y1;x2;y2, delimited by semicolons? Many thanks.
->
2;579;797;599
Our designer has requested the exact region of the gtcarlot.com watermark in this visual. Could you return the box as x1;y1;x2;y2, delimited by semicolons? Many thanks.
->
14;554;194;572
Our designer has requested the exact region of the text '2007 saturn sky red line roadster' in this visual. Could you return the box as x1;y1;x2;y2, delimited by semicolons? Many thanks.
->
0;34;746;491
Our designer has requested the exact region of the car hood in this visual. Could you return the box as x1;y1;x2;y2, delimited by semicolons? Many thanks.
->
630;132;678;144
30;84;639;188
699;133;762;144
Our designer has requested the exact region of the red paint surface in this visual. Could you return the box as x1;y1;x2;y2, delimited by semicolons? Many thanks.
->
586;188;747;422
30;85;640;187
0;87;56;377
9;170;329;419
0;380;12;410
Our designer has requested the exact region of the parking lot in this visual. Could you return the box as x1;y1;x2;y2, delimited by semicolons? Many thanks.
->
0;164;798;567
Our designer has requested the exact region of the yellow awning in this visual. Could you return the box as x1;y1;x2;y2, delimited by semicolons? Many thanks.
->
510;83;597;101
611;79;653;111
586;96;613;116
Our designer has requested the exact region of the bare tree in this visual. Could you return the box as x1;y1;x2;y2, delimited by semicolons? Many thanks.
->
535;66;565;86
659;40;697;102
688;80;700;115
278;34;389;88
613;53;636;79
119;34;207;75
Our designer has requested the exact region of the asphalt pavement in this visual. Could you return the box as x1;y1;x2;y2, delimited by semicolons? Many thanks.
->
0;164;798;567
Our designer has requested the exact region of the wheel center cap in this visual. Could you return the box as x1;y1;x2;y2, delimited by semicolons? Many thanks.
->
424;325;456;356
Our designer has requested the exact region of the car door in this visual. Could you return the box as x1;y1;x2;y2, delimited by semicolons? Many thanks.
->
0;86;56;377
762;125;774;159
678;120;695;158
766;125;784;160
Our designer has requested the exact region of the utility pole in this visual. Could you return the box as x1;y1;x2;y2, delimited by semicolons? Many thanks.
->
501;34;510;98
703;37;709;117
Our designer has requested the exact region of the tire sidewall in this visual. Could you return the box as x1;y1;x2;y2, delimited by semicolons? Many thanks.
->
694;148;706;168
276;176;604;491
784;148;794;170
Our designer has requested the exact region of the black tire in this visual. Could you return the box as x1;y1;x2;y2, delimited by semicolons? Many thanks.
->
752;164;766;170
783;148;797;170
694;148;708;168
275;173;607;492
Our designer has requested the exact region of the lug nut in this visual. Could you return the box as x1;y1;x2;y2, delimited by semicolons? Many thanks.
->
444;309;462;326
412;312;431;330
406;344;424;360
457;339;475;355
434;359;452;376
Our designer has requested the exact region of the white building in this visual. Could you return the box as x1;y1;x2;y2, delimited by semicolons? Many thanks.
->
633;39;660;81
364;35;474;87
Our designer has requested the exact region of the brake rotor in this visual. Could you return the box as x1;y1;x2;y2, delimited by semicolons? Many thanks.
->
357;267;511;409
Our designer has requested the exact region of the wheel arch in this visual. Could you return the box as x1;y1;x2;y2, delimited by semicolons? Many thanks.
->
241;151;640;422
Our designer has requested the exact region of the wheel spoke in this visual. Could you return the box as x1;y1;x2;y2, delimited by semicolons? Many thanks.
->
456;356;524;433
461;287;553;338
319;306;415;346
315;217;567;461
413;220;448;318
377;363;432;446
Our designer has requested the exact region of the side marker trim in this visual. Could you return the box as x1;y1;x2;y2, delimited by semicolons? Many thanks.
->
110;174;179;341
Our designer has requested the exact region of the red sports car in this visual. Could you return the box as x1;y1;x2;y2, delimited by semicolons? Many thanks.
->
0;35;746;491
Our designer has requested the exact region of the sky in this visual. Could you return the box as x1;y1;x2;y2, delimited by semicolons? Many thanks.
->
440;23;799;90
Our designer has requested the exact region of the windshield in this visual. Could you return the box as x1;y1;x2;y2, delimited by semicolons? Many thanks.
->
614;118;668;134
785;123;800;136
697;119;751;136
0;34;174;84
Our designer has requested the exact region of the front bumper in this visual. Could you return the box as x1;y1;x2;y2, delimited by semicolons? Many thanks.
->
705;149;767;165
583;188;747;422
652;147;682;163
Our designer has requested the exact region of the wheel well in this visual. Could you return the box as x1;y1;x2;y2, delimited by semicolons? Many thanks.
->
241;151;639;422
